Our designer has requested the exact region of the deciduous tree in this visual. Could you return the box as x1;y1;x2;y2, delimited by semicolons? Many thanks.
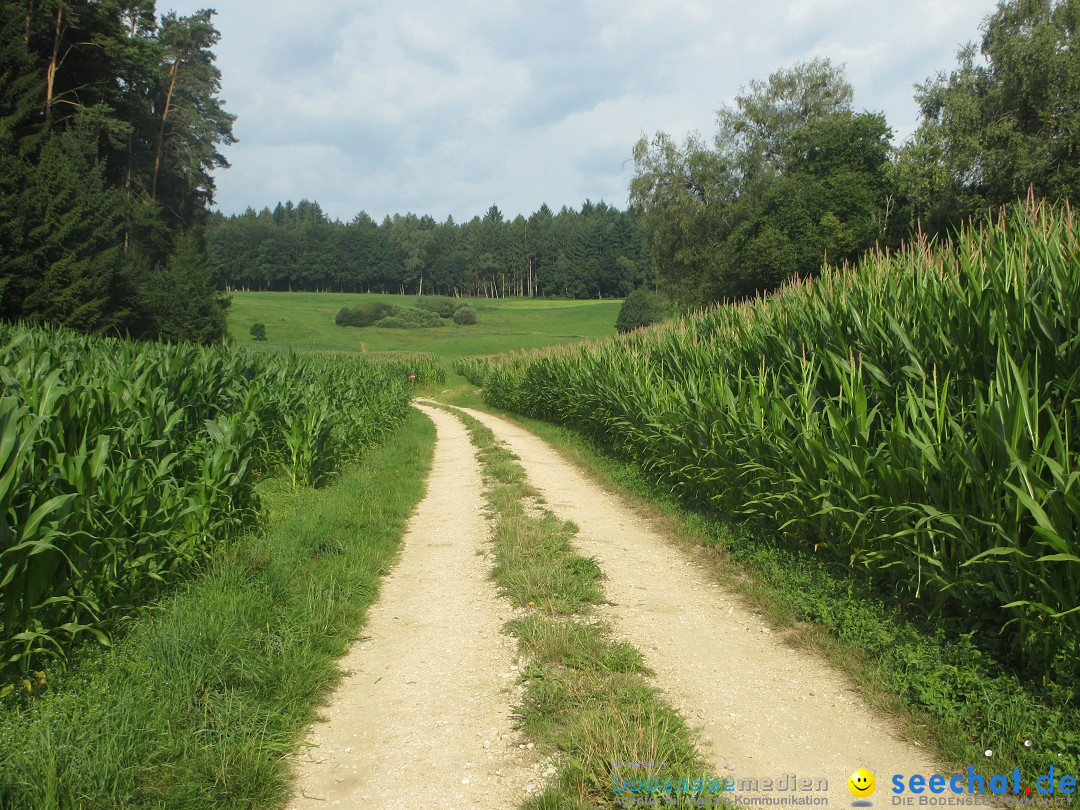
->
895;0;1080;234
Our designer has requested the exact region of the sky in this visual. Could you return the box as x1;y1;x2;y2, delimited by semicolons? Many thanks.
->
162;0;1001;224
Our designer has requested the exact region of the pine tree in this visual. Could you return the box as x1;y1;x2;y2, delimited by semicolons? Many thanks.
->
20;128;129;333
138;229;227;342
0;1;237;343
0;134;32;320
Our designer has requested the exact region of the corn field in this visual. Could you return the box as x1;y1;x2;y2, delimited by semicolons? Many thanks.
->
0;326;415;672
299;350;446;387
457;200;1080;673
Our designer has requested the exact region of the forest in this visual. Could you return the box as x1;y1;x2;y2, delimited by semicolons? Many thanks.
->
1;0;1077;328
0;1;233;342
206;199;654;299
205;0;1079;307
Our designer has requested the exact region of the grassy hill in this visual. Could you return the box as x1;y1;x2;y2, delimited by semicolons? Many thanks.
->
227;292;621;359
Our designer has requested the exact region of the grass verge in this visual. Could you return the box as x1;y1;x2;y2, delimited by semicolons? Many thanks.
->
471;409;1080;800
439;404;728;809
0;408;435;809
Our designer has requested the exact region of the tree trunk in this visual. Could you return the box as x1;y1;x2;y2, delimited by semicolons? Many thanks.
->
123;12;138;249
23;0;35;48
44;4;62;127
151;58;180;201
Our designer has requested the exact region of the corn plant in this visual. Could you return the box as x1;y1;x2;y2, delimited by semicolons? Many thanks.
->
456;199;1080;674
0;326;412;673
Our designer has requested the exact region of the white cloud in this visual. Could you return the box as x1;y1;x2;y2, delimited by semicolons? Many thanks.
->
161;0;999;222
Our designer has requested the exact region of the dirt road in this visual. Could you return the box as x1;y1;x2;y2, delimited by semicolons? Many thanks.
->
289;404;542;809
291;401;946;807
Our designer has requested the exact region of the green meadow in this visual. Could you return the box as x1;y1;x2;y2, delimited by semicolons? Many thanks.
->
227;291;622;358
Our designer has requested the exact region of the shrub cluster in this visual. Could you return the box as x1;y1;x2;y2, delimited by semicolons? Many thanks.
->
372;307;446;329
336;297;479;329
615;289;670;333
414;295;459;318
414;295;480;325
335;302;397;327
453;305;478;325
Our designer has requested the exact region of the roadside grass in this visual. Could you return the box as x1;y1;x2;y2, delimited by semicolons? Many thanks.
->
0;409;435;810
438;404;727;809
228;291;621;359
469;409;1080;797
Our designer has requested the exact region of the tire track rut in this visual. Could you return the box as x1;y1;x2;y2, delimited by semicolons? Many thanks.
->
289;404;540;808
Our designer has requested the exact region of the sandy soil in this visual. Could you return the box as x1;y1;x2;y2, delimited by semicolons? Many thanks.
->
288;404;544;809
455;405;944;807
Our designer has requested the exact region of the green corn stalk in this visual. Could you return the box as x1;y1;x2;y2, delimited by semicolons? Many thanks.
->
457;199;1080;673
0;323;414;674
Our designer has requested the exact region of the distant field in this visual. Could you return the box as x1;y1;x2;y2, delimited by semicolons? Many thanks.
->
227;292;621;359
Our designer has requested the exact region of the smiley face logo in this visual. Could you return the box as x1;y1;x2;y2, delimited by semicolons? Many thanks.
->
848;768;876;799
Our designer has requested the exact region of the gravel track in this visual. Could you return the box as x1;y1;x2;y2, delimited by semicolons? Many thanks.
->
289;404;542;809
291;401;954;808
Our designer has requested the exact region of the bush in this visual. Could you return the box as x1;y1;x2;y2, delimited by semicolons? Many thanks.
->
453;306;478;326
336;302;398;327
414;296;457;318
373;308;446;329
615;289;671;333
249;323;267;341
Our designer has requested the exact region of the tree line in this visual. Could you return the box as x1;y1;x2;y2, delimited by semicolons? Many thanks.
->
0;1;233;342
2;0;1075;340
631;0;1080;308
207;199;655;299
